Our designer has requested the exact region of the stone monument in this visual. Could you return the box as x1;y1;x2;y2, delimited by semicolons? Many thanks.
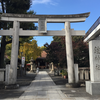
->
30;57;35;72
86;40;100;95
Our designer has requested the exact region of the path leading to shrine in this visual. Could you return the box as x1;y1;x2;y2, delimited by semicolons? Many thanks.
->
19;71;66;99
2;71;100;100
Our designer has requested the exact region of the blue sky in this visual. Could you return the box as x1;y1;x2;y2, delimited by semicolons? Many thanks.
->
29;0;100;47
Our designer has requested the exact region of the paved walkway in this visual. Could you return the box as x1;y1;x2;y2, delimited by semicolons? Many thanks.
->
19;71;67;100
2;71;100;100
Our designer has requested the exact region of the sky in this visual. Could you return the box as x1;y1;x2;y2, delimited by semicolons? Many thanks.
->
30;0;100;47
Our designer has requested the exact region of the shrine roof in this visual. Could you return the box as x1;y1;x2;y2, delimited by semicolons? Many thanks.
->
84;17;100;42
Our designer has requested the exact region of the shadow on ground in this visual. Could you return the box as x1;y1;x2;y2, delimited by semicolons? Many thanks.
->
47;70;100;99
0;72;36;99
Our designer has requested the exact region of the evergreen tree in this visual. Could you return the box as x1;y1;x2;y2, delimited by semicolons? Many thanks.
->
45;36;89;68
0;0;36;68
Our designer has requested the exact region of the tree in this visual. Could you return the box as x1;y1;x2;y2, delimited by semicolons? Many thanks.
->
0;0;37;68
72;36;89;67
19;40;42;62
5;0;31;14
44;42;60;66
53;36;66;67
45;36;89;68
44;36;67;67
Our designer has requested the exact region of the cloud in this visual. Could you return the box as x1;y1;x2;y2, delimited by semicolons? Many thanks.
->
32;0;57;5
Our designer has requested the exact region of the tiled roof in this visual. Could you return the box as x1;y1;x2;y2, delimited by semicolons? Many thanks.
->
41;51;47;58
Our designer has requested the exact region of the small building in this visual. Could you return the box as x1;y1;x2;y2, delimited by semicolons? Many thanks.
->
36;51;48;69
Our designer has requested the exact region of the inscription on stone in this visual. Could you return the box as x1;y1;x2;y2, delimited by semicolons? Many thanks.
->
96;64;100;70
38;18;47;33
94;46;100;54
94;46;100;70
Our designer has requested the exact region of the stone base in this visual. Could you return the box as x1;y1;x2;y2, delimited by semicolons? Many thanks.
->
0;82;5;89
66;83;80;88
49;70;54;73
86;81;100;95
5;84;19;89
29;70;36;73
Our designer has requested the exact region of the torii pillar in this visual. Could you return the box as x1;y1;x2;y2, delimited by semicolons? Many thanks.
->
9;20;19;85
65;22;75;84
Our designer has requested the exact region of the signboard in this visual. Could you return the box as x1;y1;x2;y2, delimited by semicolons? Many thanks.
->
38;18;47;33
22;57;25;67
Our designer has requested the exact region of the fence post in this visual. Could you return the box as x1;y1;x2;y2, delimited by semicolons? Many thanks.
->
5;65;10;85
85;69;89;80
0;69;5;82
74;64;79;83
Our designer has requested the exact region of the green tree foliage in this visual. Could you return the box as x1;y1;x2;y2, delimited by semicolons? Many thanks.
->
5;43;11;60
72;36;89;67
19;40;42;62
5;0;31;14
5;40;44;63
53;36;62;42
0;0;36;68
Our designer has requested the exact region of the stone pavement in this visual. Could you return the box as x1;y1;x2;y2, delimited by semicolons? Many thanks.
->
19;71;67;100
1;71;100;100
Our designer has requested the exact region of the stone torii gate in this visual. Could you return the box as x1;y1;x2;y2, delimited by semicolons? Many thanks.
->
0;13;90;86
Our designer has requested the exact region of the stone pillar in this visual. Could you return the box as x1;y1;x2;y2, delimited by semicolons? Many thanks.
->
74;64;79;83
85;70;89;80
49;63;52;70
5;65;10;85
80;70;84;80
49;62;54;73
51;62;54;71
10;21;20;84
0;69;5;82
30;57;34;72
65;22;74;83
31;64;33;71
33;63;36;72
86;40;100;95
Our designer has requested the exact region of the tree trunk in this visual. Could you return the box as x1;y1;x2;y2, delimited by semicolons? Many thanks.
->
0;36;6;68
1;0;5;13
0;0;6;68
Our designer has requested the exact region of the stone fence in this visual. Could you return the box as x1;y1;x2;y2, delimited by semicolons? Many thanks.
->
0;65;10;85
0;68;6;83
0;65;90;85
79;67;90;82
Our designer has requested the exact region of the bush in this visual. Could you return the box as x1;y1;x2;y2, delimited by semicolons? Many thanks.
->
62;69;67;76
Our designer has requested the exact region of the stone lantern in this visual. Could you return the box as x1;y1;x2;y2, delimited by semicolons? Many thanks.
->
30;57;34;72
49;62;54;73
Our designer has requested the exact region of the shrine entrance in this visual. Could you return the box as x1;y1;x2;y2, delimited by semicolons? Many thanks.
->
0;12;90;85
